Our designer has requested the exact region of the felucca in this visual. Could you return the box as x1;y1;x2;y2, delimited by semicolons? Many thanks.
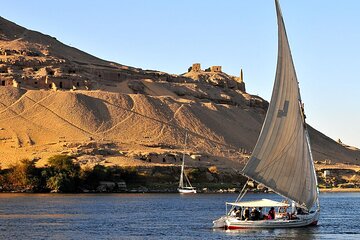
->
213;0;320;229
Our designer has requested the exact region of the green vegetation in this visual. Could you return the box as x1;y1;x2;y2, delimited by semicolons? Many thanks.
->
0;155;147;193
45;155;80;192
0;159;43;192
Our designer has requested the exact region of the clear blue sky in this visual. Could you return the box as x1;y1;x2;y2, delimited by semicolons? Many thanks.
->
2;0;360;148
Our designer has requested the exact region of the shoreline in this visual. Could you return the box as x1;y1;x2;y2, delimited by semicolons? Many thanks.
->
1;188;360;194
319;188;360;192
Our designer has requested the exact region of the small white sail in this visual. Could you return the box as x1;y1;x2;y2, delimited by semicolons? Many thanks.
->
178;133;196;193
242;0;318;210
179;143;185;189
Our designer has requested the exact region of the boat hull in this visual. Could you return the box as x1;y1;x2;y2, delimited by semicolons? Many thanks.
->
178;188;197;194
213;210;319;229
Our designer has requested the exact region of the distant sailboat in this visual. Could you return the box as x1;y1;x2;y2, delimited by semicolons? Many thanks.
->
213;0;320;229
178;133;196;194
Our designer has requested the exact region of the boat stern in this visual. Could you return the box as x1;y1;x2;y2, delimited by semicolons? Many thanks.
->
309;209;320;226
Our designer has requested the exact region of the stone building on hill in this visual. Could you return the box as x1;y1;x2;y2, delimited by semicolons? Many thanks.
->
210;66;222;72
191;63;201;72
188;63;223;73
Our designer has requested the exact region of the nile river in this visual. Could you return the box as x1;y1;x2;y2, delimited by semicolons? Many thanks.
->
0;192;358;239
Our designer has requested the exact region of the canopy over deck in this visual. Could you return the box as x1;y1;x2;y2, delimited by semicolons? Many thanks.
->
226;199;289;208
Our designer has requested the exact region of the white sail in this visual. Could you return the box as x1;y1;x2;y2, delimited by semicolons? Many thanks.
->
179;147;185;188
242;0;318;210
178;133;196;193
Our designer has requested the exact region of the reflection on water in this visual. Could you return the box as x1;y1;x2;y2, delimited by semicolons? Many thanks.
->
0;193;359;239
213;226;318;240
221;230;359;240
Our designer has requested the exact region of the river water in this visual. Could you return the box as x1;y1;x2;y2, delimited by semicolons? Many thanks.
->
0;192;358;239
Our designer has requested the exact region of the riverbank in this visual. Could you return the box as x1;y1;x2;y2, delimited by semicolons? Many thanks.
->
319;188;360;192
2;155;359;194
2;187;360;194
0;155;246;193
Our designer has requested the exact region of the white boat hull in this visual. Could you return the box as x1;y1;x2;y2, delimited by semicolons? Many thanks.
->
178;188;197;194
213;210;319;229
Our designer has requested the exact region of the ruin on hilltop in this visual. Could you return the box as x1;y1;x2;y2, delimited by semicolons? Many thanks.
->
184;63;246;92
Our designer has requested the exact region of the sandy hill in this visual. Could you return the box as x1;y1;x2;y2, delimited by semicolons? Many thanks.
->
0;16;359;171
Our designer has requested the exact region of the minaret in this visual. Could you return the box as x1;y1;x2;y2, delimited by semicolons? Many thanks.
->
239;68;244;82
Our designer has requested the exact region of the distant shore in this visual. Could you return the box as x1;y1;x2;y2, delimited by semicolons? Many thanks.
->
319;188;360;192
2;188;360;194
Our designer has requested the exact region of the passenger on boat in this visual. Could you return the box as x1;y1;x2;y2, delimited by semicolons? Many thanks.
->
278;206;287;213
287;212;298;220
268;207;275;220
278;204;288;218
230;207;237;216
296;207;308;215
250;207;260;220
254;208;260;220
243;207;250;220
250;208;256;220
235;207;242;218
259;207;264;220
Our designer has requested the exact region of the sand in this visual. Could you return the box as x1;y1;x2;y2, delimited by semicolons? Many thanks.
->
0;16;359;171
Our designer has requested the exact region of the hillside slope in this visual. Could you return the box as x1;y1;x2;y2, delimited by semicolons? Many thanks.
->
0;16;359;171
0;86;359;171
